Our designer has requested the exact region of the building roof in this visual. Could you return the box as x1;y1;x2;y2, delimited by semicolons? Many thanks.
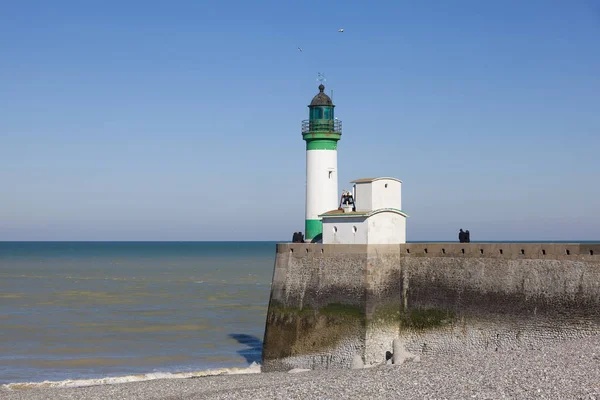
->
319;209;369;217
319;208;409;218
309;84;334;107
350;177;403;184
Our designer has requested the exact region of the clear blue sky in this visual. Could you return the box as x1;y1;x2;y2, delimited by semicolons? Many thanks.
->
1;0;599;241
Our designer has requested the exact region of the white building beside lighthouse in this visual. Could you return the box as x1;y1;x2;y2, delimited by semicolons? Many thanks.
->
319;177;408;244
302;83;341;242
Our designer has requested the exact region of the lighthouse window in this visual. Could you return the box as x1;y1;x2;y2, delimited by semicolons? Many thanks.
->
310;108;323;120
323;107;332;120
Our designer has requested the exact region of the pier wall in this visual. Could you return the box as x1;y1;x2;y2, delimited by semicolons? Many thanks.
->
262;243;600;372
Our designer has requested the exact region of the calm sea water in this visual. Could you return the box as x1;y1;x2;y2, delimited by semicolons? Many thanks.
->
0;242;276;385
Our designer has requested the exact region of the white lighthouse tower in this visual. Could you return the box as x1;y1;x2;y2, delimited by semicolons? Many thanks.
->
302;82;342;242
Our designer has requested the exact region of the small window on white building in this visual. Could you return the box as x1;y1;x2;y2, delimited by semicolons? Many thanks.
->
333;226;338;233
385;183;388;188
352;226;357;233
329;171;333;179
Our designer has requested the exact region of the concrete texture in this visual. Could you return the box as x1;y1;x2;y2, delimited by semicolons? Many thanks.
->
262;245;369;371
262;243;600;372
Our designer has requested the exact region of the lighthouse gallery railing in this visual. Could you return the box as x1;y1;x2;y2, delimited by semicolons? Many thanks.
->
301;119;342;135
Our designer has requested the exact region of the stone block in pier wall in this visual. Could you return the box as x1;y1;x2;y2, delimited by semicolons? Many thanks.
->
262;244;363;371
261;243;600;372
262;244;402;371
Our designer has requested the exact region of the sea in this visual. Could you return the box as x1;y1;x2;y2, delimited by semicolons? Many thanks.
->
0;241;275;388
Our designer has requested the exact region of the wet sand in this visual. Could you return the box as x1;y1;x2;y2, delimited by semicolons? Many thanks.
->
2;335;599;399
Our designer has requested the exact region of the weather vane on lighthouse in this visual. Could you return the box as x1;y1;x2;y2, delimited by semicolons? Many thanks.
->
317;72;326;85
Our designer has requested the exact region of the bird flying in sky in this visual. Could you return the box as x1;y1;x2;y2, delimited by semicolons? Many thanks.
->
338;29;344;32
297;47;302;52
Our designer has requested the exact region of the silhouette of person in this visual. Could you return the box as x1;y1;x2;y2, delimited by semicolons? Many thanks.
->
458;229;465;243
465;230;471;243
293;232;305;243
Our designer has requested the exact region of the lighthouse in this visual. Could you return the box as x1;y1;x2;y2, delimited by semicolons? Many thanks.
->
302;83;342;242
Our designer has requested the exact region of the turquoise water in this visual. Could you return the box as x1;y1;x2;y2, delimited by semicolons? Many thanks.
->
0;242;276;384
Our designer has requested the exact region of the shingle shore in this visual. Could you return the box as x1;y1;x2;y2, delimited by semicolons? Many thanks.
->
3;335;599;400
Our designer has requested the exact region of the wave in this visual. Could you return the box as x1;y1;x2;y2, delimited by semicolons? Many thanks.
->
2;362;261;391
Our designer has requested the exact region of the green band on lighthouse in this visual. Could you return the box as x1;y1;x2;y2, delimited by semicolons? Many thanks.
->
305;219;322;241
306;140;338;151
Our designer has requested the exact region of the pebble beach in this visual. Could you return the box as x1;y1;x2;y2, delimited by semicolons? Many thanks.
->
3;335;599;400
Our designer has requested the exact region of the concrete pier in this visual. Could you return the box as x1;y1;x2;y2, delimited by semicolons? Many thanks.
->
262;243;600;372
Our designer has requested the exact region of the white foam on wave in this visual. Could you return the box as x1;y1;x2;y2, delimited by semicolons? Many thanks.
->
2;362;261;391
